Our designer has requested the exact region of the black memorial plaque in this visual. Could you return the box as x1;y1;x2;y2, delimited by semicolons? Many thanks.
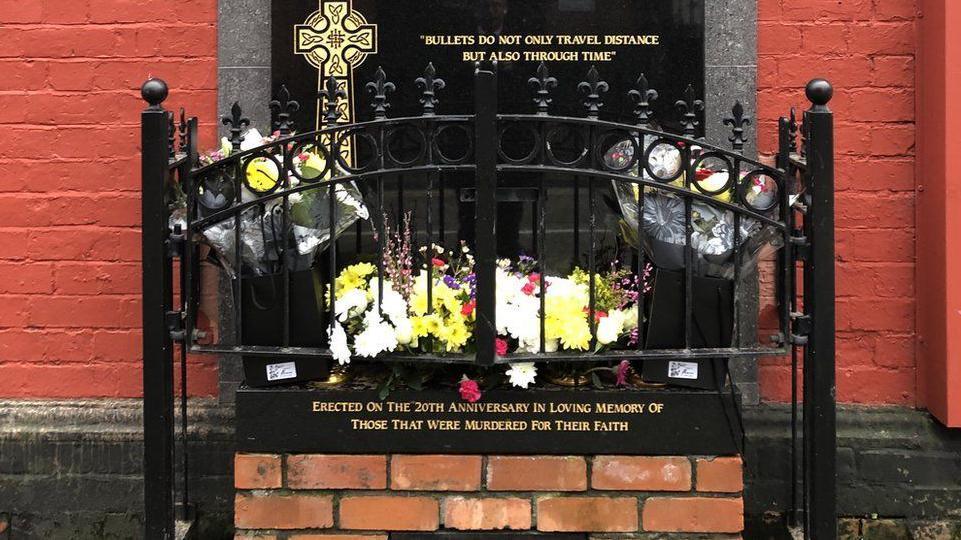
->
236;386;739;455
271;0;705;130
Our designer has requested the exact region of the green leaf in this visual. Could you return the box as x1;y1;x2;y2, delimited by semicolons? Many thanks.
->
591;372;603;390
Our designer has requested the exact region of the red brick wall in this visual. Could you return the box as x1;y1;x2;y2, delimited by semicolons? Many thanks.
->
233;453;744;537
0;0;922;404
757;0;919;405
0;0;220;397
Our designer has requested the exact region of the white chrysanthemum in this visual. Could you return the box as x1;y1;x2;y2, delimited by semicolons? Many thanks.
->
369;280;409;325
393;317;414;345
506;362;538;389
328;321;351;365
596;314;621;345
353;309;399;358
336;288;369;322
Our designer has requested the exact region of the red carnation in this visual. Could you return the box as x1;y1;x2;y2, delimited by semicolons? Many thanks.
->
495;337;509;356
459;377;482;403
432;258;446;267
461;299;476;317
521;282;536;295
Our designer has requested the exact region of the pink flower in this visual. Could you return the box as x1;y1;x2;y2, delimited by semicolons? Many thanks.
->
459;377;482;403
616;360;631;387
521;281;536;295
495;338;509;356
461;299;476;317
432;258;446;267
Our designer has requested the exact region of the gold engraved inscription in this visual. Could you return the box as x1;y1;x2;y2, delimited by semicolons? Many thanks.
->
311;399;665;434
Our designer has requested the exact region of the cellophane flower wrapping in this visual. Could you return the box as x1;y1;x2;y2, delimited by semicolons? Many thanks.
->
608;138;783;280
196;128;369;277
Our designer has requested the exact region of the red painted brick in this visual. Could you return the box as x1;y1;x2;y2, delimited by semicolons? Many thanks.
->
443;497;532;530
339;496;439;531
390;455;481;491
642;497;743;533
487;456;587;491
287;454;386;490
234;453;282;489
838;367;915;405
695;457;744;493
536;497;638;532
234;493;333;530
592;456;691;491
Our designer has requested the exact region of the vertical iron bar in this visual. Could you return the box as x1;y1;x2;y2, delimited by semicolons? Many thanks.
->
474;67;498;365
778;114;803;529
537;180;547;353
328;182;337;336
803;80;836;540
573;177;581;262
140;79;175;539
588;174;597;347
281;141;291;348
176;117;197;522
731;161;742;348
683;151;694;348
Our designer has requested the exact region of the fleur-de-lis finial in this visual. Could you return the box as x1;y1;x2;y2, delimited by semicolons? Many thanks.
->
788;107;799;154
724;101;751;152
628;73;659;126
269;85;301;137
528;62;557;115
578;65;609;118
221;101;250;151
318;75;347;126
178;107;189;154
675;84;704;137
415;62;445;116
366;66;395;120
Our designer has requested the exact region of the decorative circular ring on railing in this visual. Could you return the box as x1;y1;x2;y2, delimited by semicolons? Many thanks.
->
690;151;735;197
737;170;780;213
385;123;427;167
286;140;333;183
545;124;589;167
242;151;283;195
196;169;236;212
596;129;639;173
642;138;685;183
432;123;473;165
335;127;380;173
497;122;540;165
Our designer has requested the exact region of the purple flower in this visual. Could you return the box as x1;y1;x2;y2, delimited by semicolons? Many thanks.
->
443;275;461;290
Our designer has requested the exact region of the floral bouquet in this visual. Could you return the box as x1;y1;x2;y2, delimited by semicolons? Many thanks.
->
607;140;782;279
325;215;652;390
192;128;369;276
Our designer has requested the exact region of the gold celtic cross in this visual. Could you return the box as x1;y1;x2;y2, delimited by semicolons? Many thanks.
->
295;0;378;132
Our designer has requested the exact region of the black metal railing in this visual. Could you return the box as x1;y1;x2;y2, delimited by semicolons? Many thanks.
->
139;67;836;538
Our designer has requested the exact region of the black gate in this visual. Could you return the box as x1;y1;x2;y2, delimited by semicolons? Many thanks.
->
139;64;835;538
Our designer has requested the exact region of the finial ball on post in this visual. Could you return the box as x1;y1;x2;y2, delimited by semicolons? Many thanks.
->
805;79;833;106
141;78;169;107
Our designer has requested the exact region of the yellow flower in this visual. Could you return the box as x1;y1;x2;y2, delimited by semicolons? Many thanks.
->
334;263;377;298
544;294;592;351
437;314;470;352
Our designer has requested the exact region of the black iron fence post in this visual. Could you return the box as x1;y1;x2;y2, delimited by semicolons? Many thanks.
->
473;66;498;365
141;78;176;539
802;79;836;539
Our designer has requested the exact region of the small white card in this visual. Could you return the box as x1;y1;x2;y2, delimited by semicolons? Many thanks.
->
266;361;298;382
667;360;699;380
